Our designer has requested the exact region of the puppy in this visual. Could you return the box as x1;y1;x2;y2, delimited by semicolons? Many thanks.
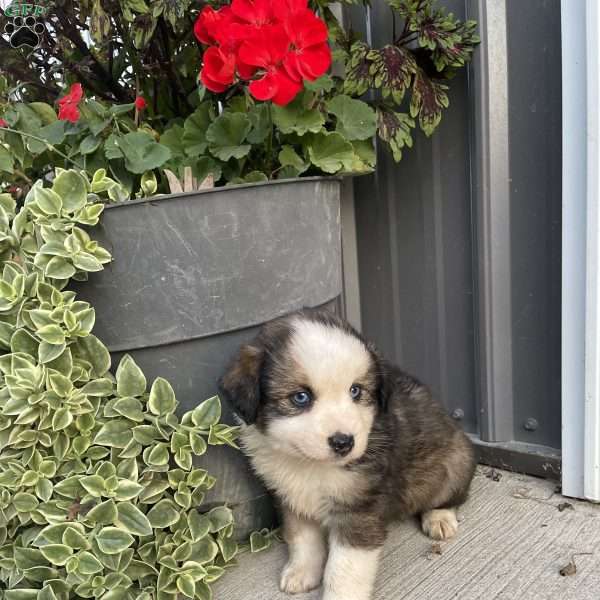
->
219;309;475;600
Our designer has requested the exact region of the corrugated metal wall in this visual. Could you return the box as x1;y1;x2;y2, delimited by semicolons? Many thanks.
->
350;0;562;471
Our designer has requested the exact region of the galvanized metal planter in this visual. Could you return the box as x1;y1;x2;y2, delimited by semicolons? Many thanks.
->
73;177;343;538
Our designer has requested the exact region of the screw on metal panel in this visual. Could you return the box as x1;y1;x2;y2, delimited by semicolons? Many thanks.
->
451;409;464;420
523;418;538;431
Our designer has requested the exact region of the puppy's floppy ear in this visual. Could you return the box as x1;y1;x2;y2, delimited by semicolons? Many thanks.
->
218;343;264;424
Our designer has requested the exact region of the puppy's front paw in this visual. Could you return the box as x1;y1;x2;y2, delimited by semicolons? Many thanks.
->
421;508;459;541
280;560;323;594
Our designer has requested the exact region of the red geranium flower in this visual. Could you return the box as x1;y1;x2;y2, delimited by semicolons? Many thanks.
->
231;0;275;26
239;24;302;105
134;96;147;111
195;5;257;82
195;0;331;104
195;5;238;45
0;119;7;128
201;46;237;92
272;0;307;21
57;83;83;123
283;9;331;81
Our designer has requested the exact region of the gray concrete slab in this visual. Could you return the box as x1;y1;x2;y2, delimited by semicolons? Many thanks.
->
214;466;600;600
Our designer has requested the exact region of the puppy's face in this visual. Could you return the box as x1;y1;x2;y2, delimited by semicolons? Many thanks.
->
219;312;381;465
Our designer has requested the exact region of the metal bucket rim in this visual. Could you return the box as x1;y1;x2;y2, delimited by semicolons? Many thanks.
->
104;175;343;211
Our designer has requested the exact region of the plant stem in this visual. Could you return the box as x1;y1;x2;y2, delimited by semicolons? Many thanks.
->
0;126;85;170
13;169;32;185
266;104;274;177
396;32;419;46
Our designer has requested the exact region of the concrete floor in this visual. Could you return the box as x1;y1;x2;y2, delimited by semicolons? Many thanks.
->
215;466;600;600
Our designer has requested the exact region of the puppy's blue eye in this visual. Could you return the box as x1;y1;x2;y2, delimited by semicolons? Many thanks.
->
350;385;362;400
292;391;311;407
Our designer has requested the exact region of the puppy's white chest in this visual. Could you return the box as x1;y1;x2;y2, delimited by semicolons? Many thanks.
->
242;428;360;521
282;466;357;520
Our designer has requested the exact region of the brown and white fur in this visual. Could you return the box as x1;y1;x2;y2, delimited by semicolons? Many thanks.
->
219;309;475;600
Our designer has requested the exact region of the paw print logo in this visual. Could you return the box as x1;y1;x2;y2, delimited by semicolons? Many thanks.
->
5;15;45;49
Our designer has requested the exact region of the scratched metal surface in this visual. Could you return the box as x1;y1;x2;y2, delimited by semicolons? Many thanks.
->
75;178;342;352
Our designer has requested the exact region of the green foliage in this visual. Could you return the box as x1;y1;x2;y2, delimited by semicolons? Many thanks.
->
342;0;479;141
0;169;245;598
1;1;199;117
0;0;478;193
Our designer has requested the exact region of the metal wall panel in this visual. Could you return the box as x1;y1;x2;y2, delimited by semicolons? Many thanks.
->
505;1;562;448
352;0;562;462
354;1;477;434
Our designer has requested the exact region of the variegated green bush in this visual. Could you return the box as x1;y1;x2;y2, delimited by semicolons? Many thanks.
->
0;169;245;600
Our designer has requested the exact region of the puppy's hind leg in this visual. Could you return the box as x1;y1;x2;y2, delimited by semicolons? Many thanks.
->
421;507;459;541
421;431;474;541
280;508;327;594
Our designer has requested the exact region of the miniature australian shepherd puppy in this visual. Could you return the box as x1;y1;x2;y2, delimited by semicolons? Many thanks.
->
219;309;475;600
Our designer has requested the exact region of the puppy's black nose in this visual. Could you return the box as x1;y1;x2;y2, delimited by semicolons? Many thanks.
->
328;432;355;456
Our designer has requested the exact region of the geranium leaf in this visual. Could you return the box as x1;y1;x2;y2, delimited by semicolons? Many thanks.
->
278;146;309;174
160;124;185;160
206;113;252;161
116;132;171;175
306;131;355;174
182;104;212;155
247;104;271;144
0;146;14;173
326;95;377;141
80;134;102;155
305;74;335;92
272;94;324;135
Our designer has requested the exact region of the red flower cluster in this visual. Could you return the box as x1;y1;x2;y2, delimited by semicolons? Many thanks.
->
58;83;83;123
194;0;331;106
134;96;147;111
0;119;7;128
